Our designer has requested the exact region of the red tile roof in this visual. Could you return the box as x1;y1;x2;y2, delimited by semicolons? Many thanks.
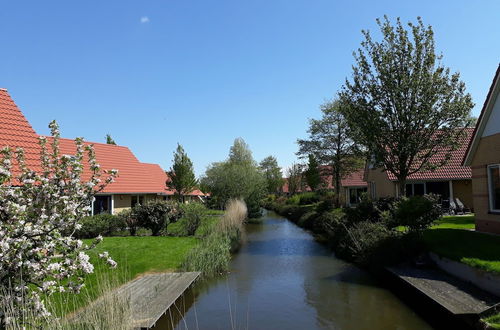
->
0;89;41;173
341;169;367;187
0;88;207;196
281;167;367;193
385;128;473;181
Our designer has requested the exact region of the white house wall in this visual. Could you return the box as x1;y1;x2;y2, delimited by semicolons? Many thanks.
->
483;91;500;137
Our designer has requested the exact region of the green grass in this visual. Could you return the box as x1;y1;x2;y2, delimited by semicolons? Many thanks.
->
49;236;198;316
423;228;500;274
483;313;500;329
431;215;475;229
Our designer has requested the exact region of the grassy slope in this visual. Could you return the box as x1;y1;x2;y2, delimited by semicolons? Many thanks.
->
49;236;198;316
423;228;500;274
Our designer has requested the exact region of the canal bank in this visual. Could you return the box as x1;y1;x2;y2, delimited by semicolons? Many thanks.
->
157;210;432;329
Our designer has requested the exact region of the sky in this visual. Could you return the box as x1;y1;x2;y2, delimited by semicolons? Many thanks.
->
0;1;499;176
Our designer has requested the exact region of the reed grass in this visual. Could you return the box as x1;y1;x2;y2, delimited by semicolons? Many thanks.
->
182;199;247;276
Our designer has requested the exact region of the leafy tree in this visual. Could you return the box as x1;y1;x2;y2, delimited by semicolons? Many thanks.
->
339;16;474;196
297;99;361;206
0;121;117;324
167;144;197;202
286;163;303;195
304;154;321;191
134;200;180;236
200;138;266;218
259;156;284;194
106;134;116;145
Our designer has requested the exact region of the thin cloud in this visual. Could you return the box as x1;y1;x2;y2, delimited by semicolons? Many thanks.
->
140;16;150;24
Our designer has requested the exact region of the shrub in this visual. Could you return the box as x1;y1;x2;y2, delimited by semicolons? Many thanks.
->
315;209;345;237
76;214;125;238
298;192;320;205
344;195;380;224
134;201;181;236
286;194;301;205
117;209;140;236
335;221;392;263
297;211;318;229
388;194;442;231
179;203;207;235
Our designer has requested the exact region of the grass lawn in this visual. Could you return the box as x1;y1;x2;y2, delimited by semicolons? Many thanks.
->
431;214;475;230
48;236;198;316
423;228;500;274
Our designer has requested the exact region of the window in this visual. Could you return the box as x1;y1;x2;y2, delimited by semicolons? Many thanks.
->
349;187;368;206
131;195;144;208
93;195;111;215
405;183;426;197
488;165;500;212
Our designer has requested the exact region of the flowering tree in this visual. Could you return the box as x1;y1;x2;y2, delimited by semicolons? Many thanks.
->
0;121;117;325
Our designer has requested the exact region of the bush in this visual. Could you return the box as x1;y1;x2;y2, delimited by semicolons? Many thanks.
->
117;209;140;236
344;195;380;224
335;221;392;263
297;211;318;229
179;203;207;235
76;213;124;238
286;194;301;205
134;201;181;236
388;194;442;231
298;192;320;205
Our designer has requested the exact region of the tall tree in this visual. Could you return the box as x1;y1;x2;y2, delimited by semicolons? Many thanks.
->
200;138;266;217
286;163;303;195
304;154;321;191
339;16;474;196
259;156;284;194
297;99;361;206
167;144;197;202
106;134;116;145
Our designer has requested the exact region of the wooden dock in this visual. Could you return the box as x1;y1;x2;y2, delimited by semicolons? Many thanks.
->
115;272;200;329
387;264;499;316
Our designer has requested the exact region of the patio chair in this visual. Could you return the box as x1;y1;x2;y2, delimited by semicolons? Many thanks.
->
448;199;457;215
455;198;471;214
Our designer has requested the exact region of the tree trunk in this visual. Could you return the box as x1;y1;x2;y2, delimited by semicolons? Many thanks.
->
334;171;341;208
398;177;407;198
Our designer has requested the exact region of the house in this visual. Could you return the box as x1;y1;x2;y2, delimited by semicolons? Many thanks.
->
281;167;367;207
341;169;368;207
365;128;474;210
0;88;206;216
463;64;500;234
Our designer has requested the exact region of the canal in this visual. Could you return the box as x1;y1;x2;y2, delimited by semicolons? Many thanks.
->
158;210;432;329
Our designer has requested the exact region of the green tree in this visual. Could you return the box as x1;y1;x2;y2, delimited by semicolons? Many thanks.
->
106;134;116;145
200;138;266;218
167;144;197;202
297;99;361;206
339;17;474;196
286;163;303;195
304;154;321;191
259;156;284;194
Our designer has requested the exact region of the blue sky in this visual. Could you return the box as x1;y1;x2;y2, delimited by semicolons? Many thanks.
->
1;1;499;176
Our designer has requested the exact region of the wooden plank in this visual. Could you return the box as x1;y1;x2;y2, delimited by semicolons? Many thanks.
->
113;272;200;329
387;264;499;315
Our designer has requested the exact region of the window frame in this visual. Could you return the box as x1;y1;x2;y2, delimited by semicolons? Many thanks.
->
487;164;500;213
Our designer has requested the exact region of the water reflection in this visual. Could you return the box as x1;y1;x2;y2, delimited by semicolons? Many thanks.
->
155;211;432;330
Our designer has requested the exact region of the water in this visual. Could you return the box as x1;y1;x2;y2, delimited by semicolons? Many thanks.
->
157;210;432;330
